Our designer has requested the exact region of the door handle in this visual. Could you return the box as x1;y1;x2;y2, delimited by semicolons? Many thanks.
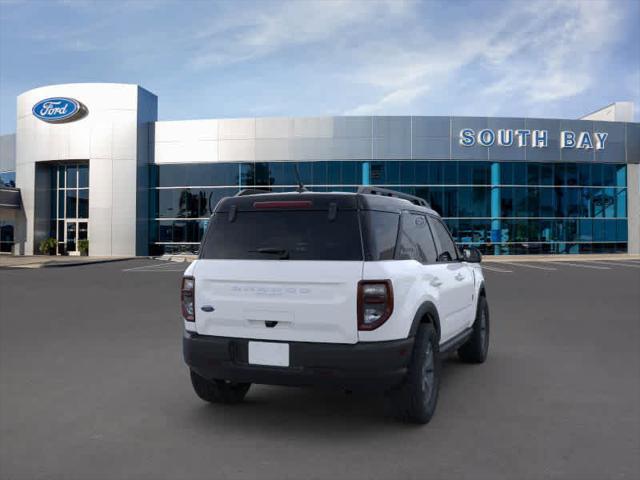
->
201;305;215;312
455;273;464;281
430;278;443;287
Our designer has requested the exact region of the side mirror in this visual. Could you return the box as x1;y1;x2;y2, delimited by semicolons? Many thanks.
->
462;246;482;263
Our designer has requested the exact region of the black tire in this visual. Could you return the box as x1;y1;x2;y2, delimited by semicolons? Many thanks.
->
387;323;440;424
189;370;251;404
458;295;490;364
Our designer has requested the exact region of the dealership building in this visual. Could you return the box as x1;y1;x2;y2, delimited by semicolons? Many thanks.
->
0;83;638;256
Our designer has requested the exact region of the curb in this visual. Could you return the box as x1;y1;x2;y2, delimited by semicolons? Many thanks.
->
1;257;135;269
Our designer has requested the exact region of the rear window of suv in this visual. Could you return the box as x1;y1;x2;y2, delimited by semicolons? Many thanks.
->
200;210;363;261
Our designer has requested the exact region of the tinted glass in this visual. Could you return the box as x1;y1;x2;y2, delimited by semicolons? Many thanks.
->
151;160;628;255
428;216;458;261
361;211;399;261
201;210;362;261
66;166;77;188
78;189;89;218
396;213;437;263
66;191;77;218
78;165;89;188
0;171;15;187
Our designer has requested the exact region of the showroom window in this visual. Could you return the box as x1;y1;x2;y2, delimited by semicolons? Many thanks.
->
150;161;627;255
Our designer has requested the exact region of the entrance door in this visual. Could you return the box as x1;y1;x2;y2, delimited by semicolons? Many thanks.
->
65;221;88;254
66;221;77;253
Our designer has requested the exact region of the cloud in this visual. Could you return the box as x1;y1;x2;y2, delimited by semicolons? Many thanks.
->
481;0;621;104
343;0;625;115
189;0;410;68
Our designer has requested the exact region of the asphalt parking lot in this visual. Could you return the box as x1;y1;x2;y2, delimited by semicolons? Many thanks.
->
1;258;639;480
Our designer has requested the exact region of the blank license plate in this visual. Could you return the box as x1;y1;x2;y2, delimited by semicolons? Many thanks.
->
248;341;289;367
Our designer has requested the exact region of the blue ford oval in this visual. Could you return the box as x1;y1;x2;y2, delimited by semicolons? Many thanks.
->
32;97;83;123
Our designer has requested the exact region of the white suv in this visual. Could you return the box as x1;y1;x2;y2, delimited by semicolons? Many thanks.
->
181;187;489;424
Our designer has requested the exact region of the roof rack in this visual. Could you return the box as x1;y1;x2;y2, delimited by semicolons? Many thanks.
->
234;188;272;197
357;186;430;208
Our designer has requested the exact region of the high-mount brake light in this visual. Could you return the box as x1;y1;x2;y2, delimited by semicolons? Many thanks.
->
181;276;195;322
357;280;394;331
253;200;313;209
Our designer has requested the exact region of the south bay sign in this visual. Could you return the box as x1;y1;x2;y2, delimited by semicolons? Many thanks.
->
459;128;608;149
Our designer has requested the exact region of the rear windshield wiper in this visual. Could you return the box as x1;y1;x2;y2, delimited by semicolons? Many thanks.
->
249;247;290;260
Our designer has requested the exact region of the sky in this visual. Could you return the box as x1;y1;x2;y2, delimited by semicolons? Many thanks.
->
0;0;638;134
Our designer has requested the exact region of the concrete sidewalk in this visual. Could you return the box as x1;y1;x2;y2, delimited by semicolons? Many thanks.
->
0;255;134;269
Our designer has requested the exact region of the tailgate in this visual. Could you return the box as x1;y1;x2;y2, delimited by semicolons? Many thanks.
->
194;260;362;344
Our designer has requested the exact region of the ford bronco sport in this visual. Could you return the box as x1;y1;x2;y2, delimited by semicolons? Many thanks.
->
182;187;489;424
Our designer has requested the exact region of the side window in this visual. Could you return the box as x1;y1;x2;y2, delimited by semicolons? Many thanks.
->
428;216;458;262
361;211;399;260
395;213;437;264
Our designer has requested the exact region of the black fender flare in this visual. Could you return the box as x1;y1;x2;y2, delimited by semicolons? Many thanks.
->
478;280;486;298
408;301;441;342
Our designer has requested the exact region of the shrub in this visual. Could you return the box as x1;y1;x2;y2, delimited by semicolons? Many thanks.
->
78;239;89;256
38;237;57;255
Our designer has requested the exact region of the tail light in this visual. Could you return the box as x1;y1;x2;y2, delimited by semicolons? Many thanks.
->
181;276;195;322
357;280;393;331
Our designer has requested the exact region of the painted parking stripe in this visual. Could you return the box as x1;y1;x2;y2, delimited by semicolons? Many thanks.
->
544;261;610;270
122;262;189;272
577;260;640;269
499;261;557;271
481;264;513;273
124;266;188;272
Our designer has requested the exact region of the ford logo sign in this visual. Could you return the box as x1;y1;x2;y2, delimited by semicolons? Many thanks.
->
32;97;87;123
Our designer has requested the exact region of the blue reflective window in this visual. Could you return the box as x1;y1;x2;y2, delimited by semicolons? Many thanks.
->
400;161;416;184
443;187;458;217
578;219;592;241
539;164;553;186
617;219;628;241
578;163;590;186
500;163;513;185
342;161;360;185
0;171;15;187
429;161;443;184
527;163;540;186
500;187;513;217
513;163;527;185
459;161;490;185
78;165;89;188
443;162;457;184
458;187;490;217
615;165;626;187
616;189;627;217
540;188;554;217
312;162;327;185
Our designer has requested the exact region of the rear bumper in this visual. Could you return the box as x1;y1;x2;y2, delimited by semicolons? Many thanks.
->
183;331;414;390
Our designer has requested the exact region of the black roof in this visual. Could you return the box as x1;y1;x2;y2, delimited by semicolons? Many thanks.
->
214;189;439;216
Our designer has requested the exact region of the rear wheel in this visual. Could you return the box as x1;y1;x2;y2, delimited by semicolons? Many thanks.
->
189;370;251;404
387;323;440;424
458;295;490;364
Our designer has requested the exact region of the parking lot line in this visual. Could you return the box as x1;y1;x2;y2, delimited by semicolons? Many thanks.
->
481;264;513;273
122;262;189;272
498;262;557;271
543;261;610;270
576;260;640;269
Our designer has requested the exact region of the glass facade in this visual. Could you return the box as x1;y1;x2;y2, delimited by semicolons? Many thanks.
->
150;160;628;255
0;171;15;188
49;163;89;254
